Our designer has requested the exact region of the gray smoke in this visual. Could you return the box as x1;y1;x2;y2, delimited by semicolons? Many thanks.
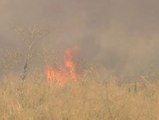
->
1;0;159;80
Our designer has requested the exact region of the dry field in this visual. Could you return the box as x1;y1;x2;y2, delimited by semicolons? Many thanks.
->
0;74;158;120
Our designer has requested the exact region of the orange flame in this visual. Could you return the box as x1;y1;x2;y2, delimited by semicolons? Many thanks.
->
46;47;78;85
64;48;77;80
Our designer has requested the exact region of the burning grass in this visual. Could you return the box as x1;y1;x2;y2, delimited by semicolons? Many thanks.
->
46;47;78;86
0;74;159;120
0;45;159;120
1;46;159;120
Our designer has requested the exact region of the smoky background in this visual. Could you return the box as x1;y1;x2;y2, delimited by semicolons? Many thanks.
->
1;0;159;81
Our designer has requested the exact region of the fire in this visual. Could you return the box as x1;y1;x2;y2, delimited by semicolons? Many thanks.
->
46;47;78;85
64;48;77;80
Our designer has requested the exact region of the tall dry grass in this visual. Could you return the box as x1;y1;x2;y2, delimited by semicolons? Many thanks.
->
0;74;159;120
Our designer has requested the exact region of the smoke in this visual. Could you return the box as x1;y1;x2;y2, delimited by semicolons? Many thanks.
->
1;0;159;80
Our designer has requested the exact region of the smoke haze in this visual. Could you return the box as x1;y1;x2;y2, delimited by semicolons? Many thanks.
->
1;0;159;80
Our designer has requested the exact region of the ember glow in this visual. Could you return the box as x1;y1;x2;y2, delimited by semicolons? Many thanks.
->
46;47;78;85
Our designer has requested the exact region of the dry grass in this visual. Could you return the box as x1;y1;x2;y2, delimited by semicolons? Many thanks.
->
0;75;159;120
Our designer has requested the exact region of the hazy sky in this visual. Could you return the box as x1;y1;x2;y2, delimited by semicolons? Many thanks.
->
1;0;159;36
